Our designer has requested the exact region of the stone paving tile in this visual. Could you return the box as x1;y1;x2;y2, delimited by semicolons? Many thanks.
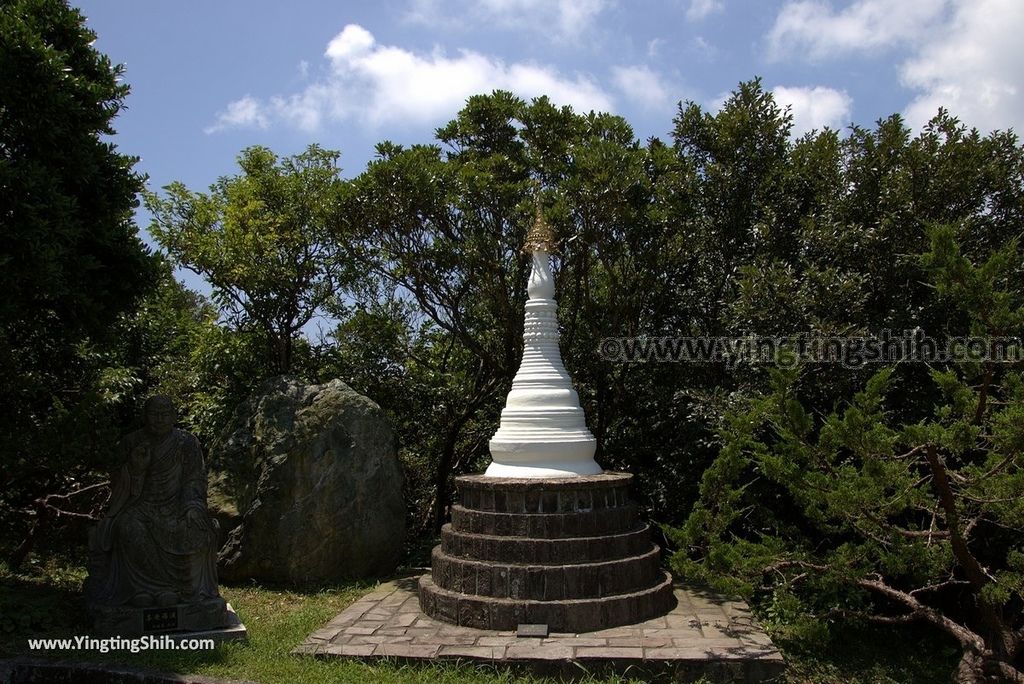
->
377;627;411;636
439;645;509;659
645;646;719;660
505;643;574;660
391;612;418;627
542;637;607;647
575;646;645;659
587;627;642;637
348;635;410;645
323;643;375;657
666;614;698;628
740;631;777;648
404;627;440;637
373;643;440;658
475;636;522;646
294;576;785;680
306;625;345;641
607;636;673;648
412;634;477;646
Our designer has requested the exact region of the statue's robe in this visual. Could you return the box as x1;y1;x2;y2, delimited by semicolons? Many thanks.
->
88;427;219;606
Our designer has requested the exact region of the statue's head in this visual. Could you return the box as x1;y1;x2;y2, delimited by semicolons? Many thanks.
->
143;395;177;439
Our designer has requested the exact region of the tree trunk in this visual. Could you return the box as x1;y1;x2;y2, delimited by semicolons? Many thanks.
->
953;650;984;684
951;649;1024;683
270;330;292;375
278;332;292;374
432;412;470;533
8;517;43;571
430;380;495;533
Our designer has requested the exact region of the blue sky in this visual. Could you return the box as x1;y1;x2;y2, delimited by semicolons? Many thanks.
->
77;0;1023;270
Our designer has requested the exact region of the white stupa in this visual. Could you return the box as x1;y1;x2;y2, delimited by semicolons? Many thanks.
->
485;202;602;478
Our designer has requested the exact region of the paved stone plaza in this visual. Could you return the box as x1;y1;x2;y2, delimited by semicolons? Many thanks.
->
295;576;785;681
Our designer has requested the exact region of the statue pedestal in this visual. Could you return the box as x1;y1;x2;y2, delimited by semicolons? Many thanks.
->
88;596;241;637
418;473;675;632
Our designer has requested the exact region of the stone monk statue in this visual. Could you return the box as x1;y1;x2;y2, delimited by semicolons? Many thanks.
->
86;395;226;633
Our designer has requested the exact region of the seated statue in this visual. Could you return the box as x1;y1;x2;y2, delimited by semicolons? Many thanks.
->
86;395;226;633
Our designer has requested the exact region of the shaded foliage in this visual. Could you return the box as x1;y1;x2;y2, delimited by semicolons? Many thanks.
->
672;193;1024;680
0;0;157;557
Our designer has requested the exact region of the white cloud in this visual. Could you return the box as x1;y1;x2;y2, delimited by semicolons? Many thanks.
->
901;0;1024;133
773;85;852;136
707;90;730;113
406;0;611;42
207;24;614;134
686;0;723;22
691;36;717;60
767;0;947;60
767;0;1024;134
612;65;670;110
205;95;269;133
326;24;375;61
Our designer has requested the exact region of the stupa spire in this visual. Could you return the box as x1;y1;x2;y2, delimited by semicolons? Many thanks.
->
524;196;557;254
485;191;601;477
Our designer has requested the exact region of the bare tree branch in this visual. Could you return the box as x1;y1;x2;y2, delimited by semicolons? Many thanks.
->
857;576;985;652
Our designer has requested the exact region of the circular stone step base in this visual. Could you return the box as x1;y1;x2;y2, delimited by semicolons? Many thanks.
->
420;471;675;631
450;503;638;538
441;523;653;564
418;572;676;633
431;545;663;600
457;472;633;513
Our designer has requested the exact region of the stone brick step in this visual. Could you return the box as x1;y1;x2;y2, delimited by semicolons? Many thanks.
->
441;522;654;564
418;571;677;632
456;472;633;514
450;503;638;538
431;545;663;600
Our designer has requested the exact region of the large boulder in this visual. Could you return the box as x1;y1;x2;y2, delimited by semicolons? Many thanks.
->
213;376;405;585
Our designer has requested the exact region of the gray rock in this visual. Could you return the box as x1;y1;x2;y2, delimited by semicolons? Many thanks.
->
213;376;406;585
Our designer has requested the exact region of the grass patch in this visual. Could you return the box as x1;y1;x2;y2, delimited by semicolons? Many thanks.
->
766;620;960;683
0;558;643;683
1;553;964;683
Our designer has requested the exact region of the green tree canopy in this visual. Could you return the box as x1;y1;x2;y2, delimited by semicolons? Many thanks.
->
0;0;156;533
341;91;681;530
673;228;1024;680
146;144;350;374
665;85;1024;680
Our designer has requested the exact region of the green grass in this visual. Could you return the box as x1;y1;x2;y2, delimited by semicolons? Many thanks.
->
0;557;645;683
768;624;959;684
0;554;959;683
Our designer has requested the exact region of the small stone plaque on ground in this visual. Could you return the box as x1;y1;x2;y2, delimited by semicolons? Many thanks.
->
517;623;549;638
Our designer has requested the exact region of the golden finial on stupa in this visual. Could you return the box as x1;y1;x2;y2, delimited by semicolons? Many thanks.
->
523;194;557;254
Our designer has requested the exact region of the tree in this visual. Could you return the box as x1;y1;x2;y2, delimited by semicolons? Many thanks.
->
660;84;1024;681
343;91;682;532
672;230;1024;681
0;0;157;553
146;144;348;374
344;92;532;531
